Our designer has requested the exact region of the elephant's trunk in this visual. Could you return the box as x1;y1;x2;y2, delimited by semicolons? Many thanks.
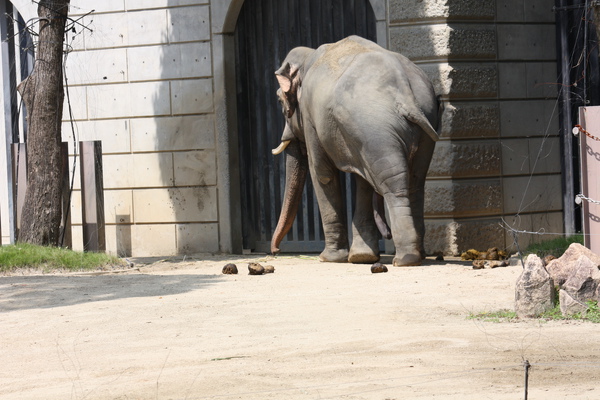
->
271;140;308;254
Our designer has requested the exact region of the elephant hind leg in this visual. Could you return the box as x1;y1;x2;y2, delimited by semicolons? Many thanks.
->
348;175;380;264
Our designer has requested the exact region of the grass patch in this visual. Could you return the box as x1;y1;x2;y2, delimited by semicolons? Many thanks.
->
468;309;518;323
523;234;584;258
0;243;126;274
540;300;600;323
470;297;600;324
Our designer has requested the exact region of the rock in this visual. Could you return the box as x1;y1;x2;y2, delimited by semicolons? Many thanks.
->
515;254;555;318
248;263;265;275
371;263;388;273
263;265;275;274
472;260;486;269
222;263;238;274
561;256;599;303
546;243;600;286
435;254;444;261
559;289;588;316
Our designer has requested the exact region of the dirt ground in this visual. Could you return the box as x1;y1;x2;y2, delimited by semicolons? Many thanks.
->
1;254;600;400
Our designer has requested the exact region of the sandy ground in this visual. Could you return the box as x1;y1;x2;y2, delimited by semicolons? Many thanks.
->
1;254;600;400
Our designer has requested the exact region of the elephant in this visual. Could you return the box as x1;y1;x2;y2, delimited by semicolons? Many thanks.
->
270;36;441;266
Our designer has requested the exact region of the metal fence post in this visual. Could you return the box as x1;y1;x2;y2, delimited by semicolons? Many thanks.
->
79;141;105;252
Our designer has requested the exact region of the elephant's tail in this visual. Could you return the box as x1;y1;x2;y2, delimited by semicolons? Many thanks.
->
402;105;440;142
436;95;444;133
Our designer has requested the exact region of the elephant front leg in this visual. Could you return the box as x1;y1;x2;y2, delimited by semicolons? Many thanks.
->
309;159;349;263
348;175;380;264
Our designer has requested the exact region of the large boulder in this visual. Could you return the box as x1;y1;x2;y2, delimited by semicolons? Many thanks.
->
559;289;588;316
546;243;600;286
515;254;555;318
561;255;599;303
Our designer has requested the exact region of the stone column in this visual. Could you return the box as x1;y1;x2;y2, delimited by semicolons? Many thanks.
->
388;0;562;255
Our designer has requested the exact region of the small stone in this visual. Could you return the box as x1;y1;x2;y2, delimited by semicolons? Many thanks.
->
472;260;486;269
248;263;265;275
371;262;388;273
433;252;444;261
263;265;275;274
222;263;238;274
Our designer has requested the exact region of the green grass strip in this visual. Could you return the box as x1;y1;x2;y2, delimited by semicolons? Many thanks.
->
0;243;125;273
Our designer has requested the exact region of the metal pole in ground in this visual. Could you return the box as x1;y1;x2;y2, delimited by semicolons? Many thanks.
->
524;360;530;400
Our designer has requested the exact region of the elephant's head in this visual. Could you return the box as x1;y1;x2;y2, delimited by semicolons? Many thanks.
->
271;47;314;254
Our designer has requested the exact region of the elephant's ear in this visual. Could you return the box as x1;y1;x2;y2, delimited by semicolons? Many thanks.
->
275;62;300;95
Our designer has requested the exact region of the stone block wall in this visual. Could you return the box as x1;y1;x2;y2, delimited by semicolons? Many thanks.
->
389;0;563;254
62;1;218;257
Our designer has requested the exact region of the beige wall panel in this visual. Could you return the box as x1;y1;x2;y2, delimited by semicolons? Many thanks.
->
130;115;215;152
84;12;129;49
501;139;531;176
62;119;131;154
128;42;212;81
126;0;208;10
61;86;87;121
103;153;174;189
104;189;134;225
167;6;211;43
171;79;214;115
131;224;176;257
173;150;217;186
87;81;171;119
70;0;125;14
133;187;218;223
503;175;563;214
176;223;219;254
127;9;169;46
65;48;128;85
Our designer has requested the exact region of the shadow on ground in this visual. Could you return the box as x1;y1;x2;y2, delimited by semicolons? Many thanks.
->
0;272;223;312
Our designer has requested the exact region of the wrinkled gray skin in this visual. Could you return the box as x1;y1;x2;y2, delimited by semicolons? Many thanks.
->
271;36;441;266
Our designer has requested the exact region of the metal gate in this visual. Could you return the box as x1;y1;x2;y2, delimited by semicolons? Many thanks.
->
235;0;376;253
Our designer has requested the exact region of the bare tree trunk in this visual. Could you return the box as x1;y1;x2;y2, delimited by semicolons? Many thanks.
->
17;0;69;246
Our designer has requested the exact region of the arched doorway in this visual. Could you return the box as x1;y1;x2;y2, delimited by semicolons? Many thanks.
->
235;0;377;252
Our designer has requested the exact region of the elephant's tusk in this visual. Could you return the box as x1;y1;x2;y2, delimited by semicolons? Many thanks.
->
271;140;291;155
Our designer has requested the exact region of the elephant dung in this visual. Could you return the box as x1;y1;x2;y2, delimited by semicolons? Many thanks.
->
263;265;275;274
371;263;388;273
248;263;265;275
222;263;238;275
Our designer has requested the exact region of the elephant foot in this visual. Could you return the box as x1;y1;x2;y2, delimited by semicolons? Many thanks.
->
319;248;349;263
348;249;380;264
393;253;422;267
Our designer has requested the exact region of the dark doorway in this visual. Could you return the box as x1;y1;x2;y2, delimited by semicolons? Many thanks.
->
235;0;377;253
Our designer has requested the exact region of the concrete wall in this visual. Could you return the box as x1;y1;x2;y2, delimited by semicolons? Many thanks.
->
2;0;563;256
389;0;562;254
